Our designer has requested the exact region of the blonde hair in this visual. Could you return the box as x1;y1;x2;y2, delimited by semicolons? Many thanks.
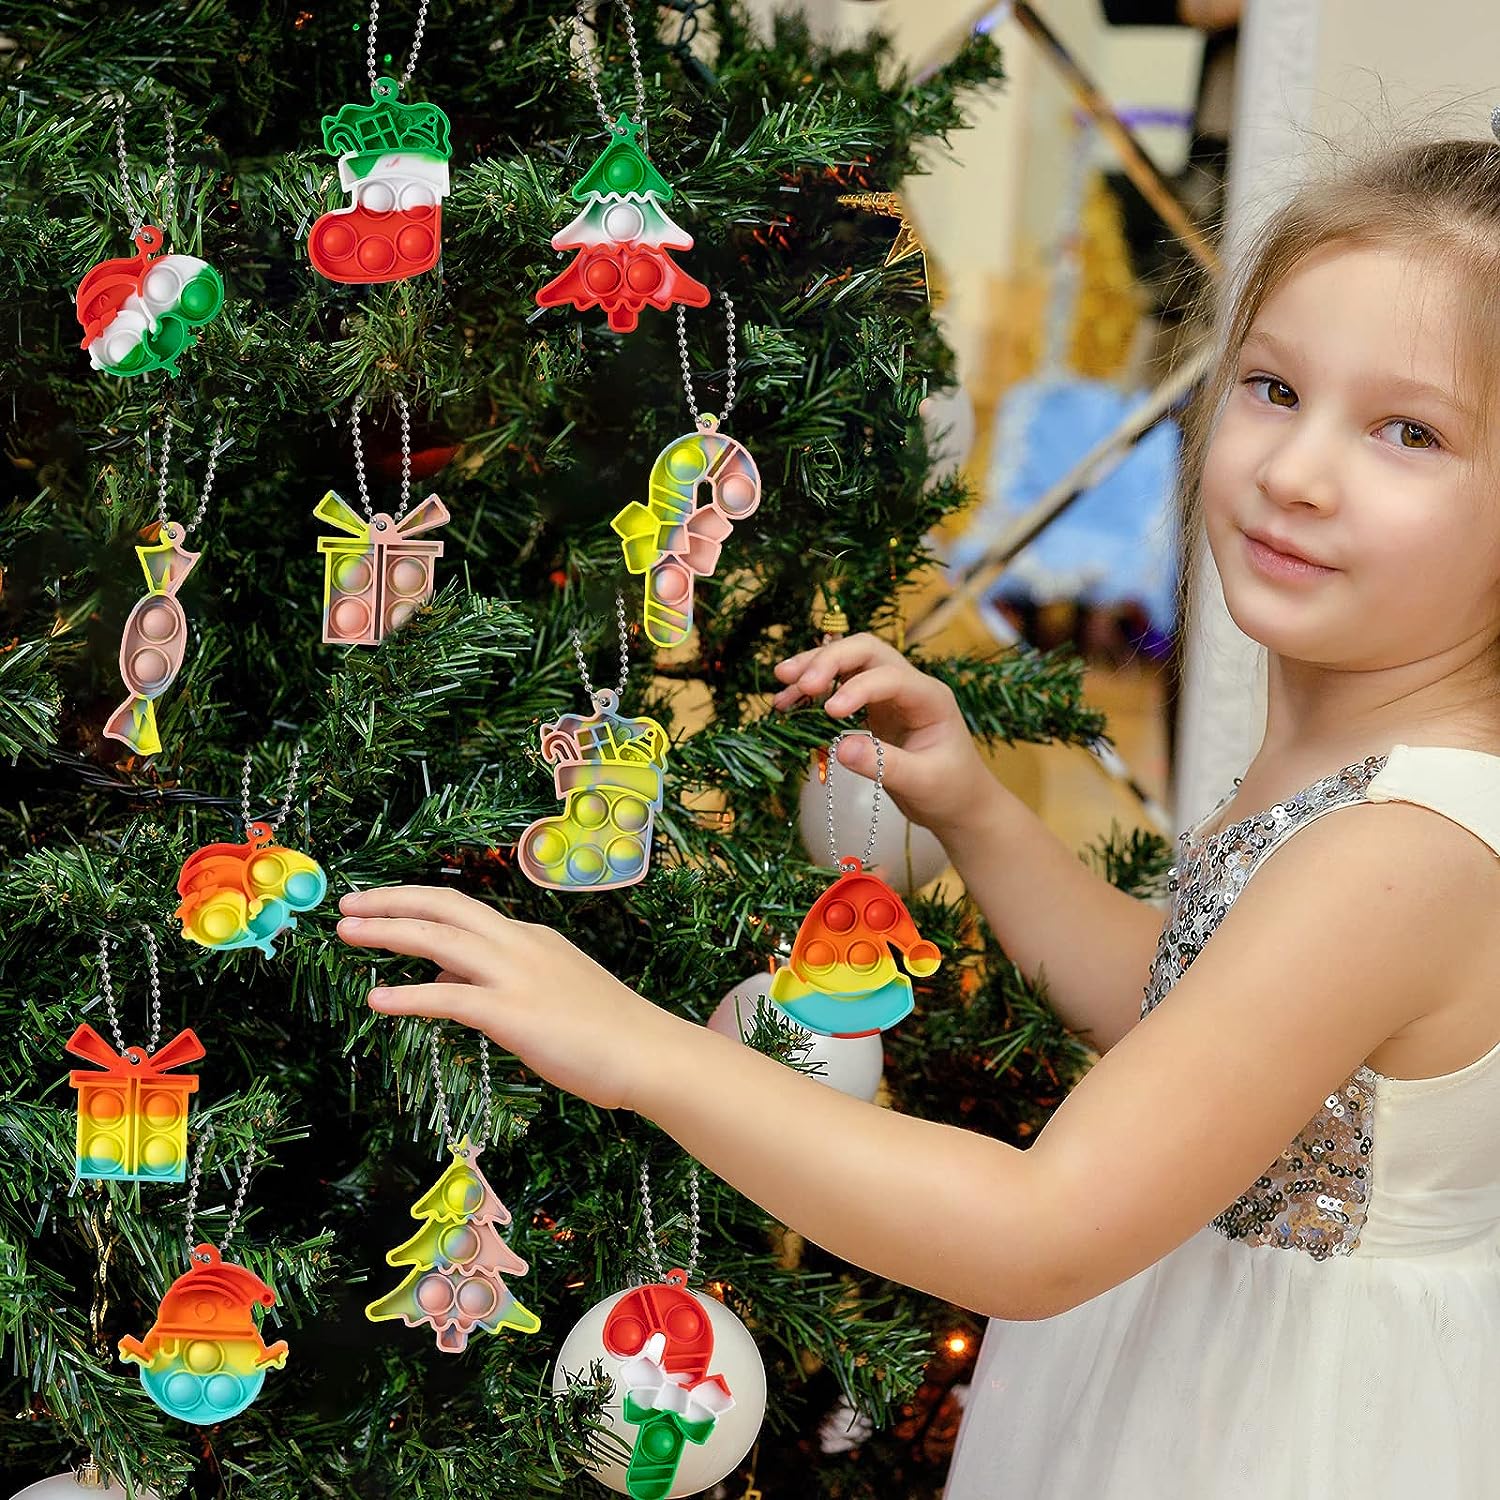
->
1174;131;1500;631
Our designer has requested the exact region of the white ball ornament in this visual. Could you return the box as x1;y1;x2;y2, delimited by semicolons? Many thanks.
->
709;972;884;1103
9;1472;162;1499
551;1278;768;1499
796;734;950;895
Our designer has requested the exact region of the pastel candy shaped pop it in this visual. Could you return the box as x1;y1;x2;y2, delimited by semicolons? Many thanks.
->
75;226;224;379
611;417;762;650
65;1023;203;1183
119;1244;288;1424
103;521;200;756
366;1142;541;1352
536;114;709;332
308;78;452;285
604;1270;736;1500
770;857;942;1037
516;689;670;892
175;820;326;957
315;489;450;645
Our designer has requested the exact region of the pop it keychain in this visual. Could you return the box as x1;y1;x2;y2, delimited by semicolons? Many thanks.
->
66;928;204;1183
516;593;670;892
535;1;709;331
611;297;761;649
75;105;224;379
366;1030;541;1351
104;416;225;757
317;393;450;646
175;743;326;956
307;0;451;284
120;1128;289;1424
770;731;941;1037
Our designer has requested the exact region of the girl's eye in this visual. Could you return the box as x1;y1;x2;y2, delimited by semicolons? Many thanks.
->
1377;418;1441;451
1245;375;1297;408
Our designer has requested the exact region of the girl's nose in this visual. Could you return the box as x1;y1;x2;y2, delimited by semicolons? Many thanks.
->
1255;423;1339;513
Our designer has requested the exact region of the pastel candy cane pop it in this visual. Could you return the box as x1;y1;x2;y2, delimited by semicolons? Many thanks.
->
611;416;762;650
175;820;326;957
119;1245;288;1424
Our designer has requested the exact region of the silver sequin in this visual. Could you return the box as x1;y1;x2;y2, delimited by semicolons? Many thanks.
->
1142;755;1387;1260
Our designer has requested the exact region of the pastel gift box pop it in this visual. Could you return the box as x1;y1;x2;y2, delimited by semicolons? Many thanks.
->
308;77;452;285
315;489;450;646
516;689;670;892
770;857;942;1037
366;1142;541;1353
65;1022;204;1182
611;418;762;650
535;114;709;332
119;1244;288;1424
75;226;224;379
175;820;326;957
103;521;200;756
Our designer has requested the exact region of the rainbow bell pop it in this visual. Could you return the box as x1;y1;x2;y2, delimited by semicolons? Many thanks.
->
366;1141;541;1353
604;1270;736;1500
535;115;709;333
770;857;941;1037
103;521;200;756
611;417;762;650
516;689;670;892
315;489;450;645
308;78;452;285
66;1023;203;1183
175;820;326;957
119;1244;288;1424
75;225;225;379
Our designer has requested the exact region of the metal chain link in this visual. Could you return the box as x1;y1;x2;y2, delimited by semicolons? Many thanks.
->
350;394;414;523
240;741;307;834
367;0;433;91
574;0;648;144
675;296;737;425
572;591;630;702
184;1126;258;1261
639;1158;701;1284
114;103;176;239
154;416;226;535
428;1028;493;1153
826;730;884;870
95;927;162;1060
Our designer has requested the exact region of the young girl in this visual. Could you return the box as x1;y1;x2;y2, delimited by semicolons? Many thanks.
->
338;132;1500;1495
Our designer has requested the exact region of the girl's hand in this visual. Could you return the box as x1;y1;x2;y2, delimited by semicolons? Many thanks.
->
335;886;682;1111
770;632;989;834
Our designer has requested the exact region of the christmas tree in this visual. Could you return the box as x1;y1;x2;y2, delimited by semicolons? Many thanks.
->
0;3;1166;1496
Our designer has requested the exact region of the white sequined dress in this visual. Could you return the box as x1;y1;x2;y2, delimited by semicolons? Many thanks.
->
944;744;1500;1498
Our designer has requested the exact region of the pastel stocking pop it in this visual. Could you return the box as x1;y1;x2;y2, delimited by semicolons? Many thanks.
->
611;417;762;650
536;115;709;332
119;1244;288;1424
770;857;942;1037
75;226;224;379
175;820;326;957
308;78;452;284
366;1141;541;1352
103;521;200;756
315;489;450;645
516;689;670;892
65;1023;203;1183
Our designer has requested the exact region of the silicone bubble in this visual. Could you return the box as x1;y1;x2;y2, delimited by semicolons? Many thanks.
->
119;1244;288;1425
175;821;326;957
610;419;763;650
66;1023;204;1182
769;858;942;1037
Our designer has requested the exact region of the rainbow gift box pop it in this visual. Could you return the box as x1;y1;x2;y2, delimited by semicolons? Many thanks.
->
65;1023;204;1183
308;77;452;285
611;418;762;650
516;689;670;892
314;489;450;645
770;857;942;1037
75;226;224;379
119;1244;288;1424
175;820;326;957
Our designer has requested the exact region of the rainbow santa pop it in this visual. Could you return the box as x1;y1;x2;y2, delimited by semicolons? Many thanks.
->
175;821;326;957
119;1244;288;1424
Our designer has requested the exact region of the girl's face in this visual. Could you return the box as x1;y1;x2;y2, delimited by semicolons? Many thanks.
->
1201;243;1500;673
